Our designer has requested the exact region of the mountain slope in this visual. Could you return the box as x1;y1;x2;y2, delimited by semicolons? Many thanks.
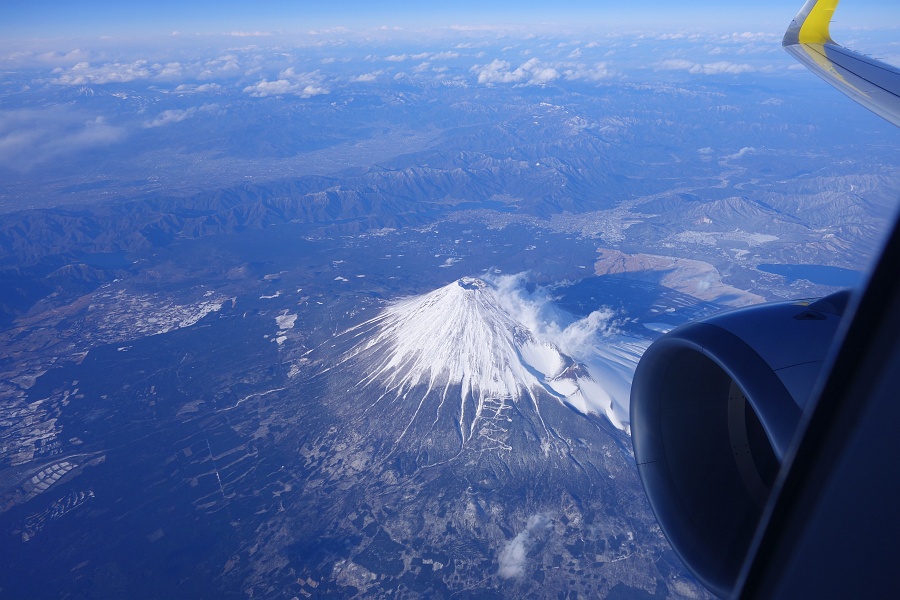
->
237;277;706;597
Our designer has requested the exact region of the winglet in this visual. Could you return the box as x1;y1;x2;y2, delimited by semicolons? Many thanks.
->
784;0;839;46
783;0;900;127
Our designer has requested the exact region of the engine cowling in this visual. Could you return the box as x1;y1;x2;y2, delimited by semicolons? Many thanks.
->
630;290;850;598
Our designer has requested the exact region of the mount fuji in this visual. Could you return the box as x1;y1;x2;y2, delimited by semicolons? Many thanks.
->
253;275;706;597
339;276;645;453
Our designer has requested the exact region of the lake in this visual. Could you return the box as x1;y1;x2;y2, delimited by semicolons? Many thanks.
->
757;263;861;287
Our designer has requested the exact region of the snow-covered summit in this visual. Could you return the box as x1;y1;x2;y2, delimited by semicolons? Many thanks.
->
352;277;544;412
343;277;645;443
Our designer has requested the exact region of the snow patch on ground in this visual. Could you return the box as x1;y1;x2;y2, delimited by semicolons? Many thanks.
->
88;289;227;341
276;313;297;330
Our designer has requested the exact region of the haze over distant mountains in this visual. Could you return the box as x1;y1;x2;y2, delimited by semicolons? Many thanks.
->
0;21;898;599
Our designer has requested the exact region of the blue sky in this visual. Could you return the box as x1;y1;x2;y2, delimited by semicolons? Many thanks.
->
4;1;899;39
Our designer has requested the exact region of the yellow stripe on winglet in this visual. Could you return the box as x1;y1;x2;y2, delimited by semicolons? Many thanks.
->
799;0;839;44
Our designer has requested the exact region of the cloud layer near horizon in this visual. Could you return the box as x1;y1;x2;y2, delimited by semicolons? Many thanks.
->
2;25;818;95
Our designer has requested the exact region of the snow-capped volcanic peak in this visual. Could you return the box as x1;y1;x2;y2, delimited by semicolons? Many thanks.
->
344;277;644;441
349;278;544;424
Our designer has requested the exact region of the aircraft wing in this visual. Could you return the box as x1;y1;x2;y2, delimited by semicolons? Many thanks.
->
630;1;900;598
783;0;900;126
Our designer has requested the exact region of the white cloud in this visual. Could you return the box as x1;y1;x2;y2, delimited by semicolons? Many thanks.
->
724;146;756;160
48;53;245;86
244;70;328;97
143;104;220;127
656;59;756;75
306;26;350;35
564;62;614;82
473;58;558;86
498;515;551;579
529;66;559;84
198;54;240;80
0;109;124;171
474;59;513;83
488;274;622;360
52;60;152;85
2;48;93;69
144;107;197;128
450;25;506;32
657;59;696;71
352;71;382;82
174;83;222;93
385;54;408;62
656;32;702;41
36;48;93;66
719;31;779;43
498;536;527;578
226;31;273;37
243;79;296;97
155;62;184;78
299;84;328;97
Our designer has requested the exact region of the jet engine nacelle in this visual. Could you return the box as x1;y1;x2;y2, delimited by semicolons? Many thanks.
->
630;291;850;598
